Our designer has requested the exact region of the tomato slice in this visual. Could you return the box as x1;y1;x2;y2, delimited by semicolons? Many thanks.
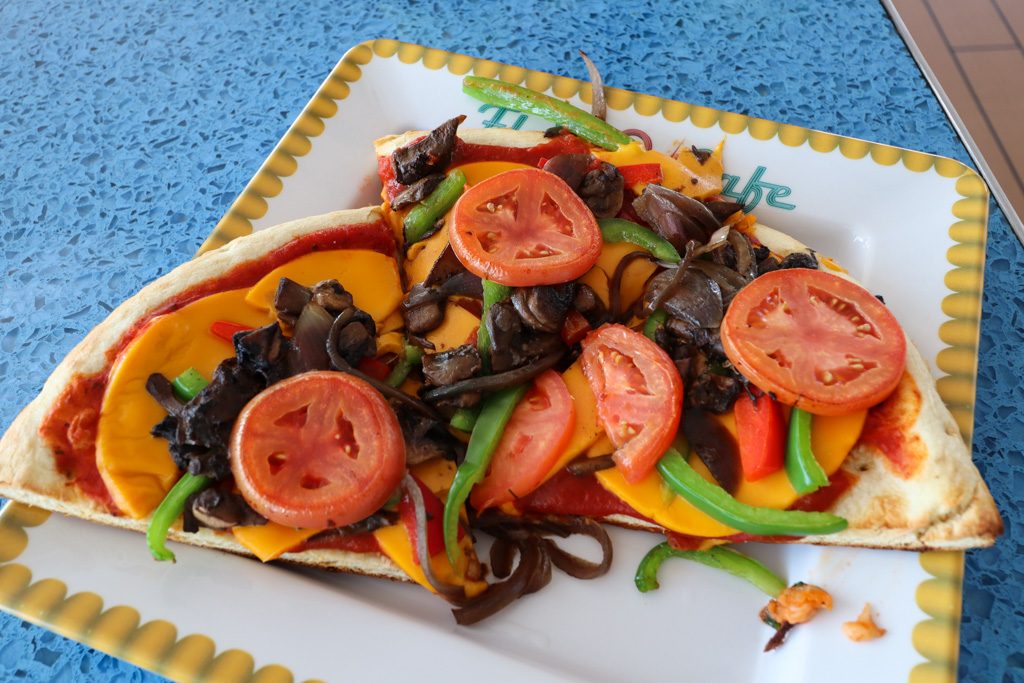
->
230;371;405;528
470;370;576;511
580;325;683;483
448;168;602;286
721;268;906;415
357;356;392;382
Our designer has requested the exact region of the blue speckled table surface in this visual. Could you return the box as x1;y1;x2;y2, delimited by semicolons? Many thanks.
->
0;0;1020;680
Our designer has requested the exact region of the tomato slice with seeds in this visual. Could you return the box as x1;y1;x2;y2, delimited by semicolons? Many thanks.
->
449;168;602;286
470;370;576;511
230;371;405;528
580;325;683;484
721;268;906;415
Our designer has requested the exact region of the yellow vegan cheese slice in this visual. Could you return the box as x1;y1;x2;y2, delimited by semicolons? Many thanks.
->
96;289;273;518
374;524;487;598
425;302;480;353
233;523;318;562
595;140;724;198
244;249;402;324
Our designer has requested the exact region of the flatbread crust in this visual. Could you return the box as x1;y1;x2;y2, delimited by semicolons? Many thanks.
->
374;127;551;158
0;207;408;582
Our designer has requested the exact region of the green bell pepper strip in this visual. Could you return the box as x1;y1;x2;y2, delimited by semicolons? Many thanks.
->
476;280;513;369
443;384;529;568
403;169;467;244
785;408;829;495
147;472;212;562
385;343;423;388
635;542;786;597
643;309;668;342
171;367;208;402
449;406;479;432
463;76;632;151
598;218;681;263
148;369;213;561
656;448;848;536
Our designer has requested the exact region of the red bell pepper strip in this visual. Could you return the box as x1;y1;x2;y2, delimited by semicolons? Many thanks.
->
560;309;591;346
210;320;254;344
734;392;786;481
617;163;663;187
357;356;393;382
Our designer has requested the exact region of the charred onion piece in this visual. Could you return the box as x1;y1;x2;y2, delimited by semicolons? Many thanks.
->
421;350;563;402
476;513;614;579
609;250;656;321
633;184;721;251
453;514;613;624
645;240;697;314
328;325;442;421
290;303;335;373
404;474;468;604
453;541;543;626
621;128;653;150
566;454;615;476
579;50;607;121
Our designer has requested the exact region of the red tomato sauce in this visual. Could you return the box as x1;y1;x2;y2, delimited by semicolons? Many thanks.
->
37;373;118;512
292;532;381;555
514;468;648;520
857;372;925;479
378;133;592;201
38;221;396;512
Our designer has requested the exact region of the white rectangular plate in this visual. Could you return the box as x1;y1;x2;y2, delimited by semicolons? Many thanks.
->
1;40;985;683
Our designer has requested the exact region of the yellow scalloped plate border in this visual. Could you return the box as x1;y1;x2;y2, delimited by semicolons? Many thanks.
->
0;39;988;683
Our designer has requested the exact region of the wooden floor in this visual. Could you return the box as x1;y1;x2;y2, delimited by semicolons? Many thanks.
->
889;0;1024;222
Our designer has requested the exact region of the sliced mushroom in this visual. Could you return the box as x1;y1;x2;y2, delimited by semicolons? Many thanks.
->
190;488;267;530
391;115;466;185
391;174;445;211
644;268;724;328
422;345;482;387
511;284;575;334
578;162;624;218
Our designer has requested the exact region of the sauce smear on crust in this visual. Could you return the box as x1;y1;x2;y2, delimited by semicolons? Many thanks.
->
856;372;925;479
39;220;396;511
292;532;380;554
